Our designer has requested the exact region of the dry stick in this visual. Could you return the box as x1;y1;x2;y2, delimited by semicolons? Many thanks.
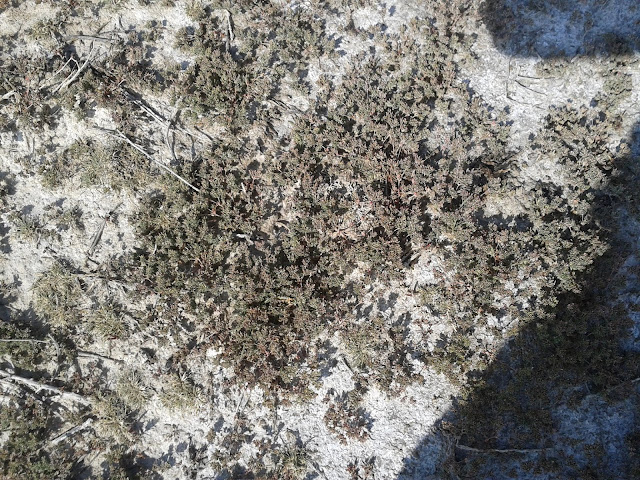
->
506;57;512;99
49;419;94;447
456;444;552;455
64;34;114;43
514;78;546;96
48;334;62;377
52;57;76;77
77;350;124;364
87;202;122;257
52;43;95;94
516;73;555;80
129;96;211;143
97;127;200;193
119;129;201;193
166;109;178;163
0;338;48;344
38;57;75;92
87;217;107;257
506;59;545;109
0;369;91;406
223;9;234;51
224;9;234;42
506;88;545;109
0;90;16;101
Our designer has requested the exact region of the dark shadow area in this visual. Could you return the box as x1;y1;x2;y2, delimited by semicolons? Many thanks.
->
482;0;640;58
402;114;640;480
400;2;640;478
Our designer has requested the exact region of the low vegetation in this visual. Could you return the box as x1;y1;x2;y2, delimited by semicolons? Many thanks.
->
0;0;638;477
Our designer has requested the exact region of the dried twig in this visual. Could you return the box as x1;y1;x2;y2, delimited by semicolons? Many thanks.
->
38;57;75;92
456;444;551;454
0;90;16;101
0;338;48;344
514;78;545;96
87;218;107;257
87;203;121;257
48;334;62;377
64;34;114;43
95;127;201;193
129;96;211;143
223;9;234;51
49;419;94;447
52;43;95;93
77;350;124;364
166;109;178;163
0;369;91;406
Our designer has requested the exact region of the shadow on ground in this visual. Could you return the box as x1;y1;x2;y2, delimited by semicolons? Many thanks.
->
400;2;640;478
482;0;640;58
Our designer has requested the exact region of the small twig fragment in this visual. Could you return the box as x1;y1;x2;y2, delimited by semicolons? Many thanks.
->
456;444;552;454
49;419;94;447
514;78;545;96
224;9;234;51
87;218;107;257
77;350;125;364
166;109;178;163
96;127;200;193
87;202;121;257
0;338;48;344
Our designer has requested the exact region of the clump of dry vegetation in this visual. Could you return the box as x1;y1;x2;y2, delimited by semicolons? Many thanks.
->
324;387;372;443
0;396;76;479
0;0;638;477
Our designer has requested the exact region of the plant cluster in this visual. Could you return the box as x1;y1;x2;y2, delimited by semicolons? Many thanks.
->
1;0;638;476
7;202;83;245
173;1;335;133
0;396;76;479
128;11;635;400
323;387;372;444
0;53;63;132
0;322;47;374
347;456;376;480
241;435;313;480
32;262;84;331
129;17;514;392
0;315;153;478
342;314;418;390
39;137;153;191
